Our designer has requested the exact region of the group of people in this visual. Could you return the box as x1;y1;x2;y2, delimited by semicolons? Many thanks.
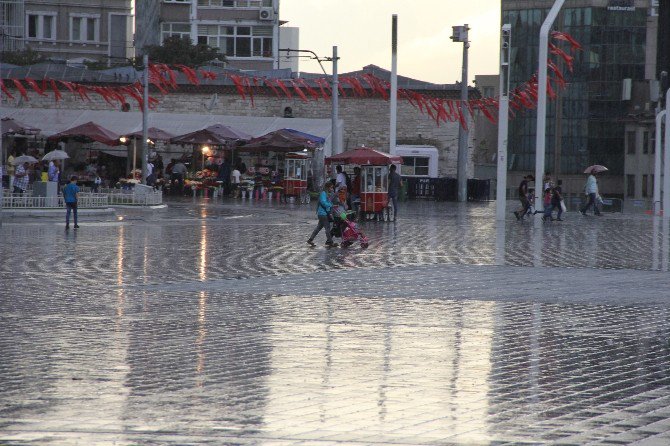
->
307;164;402;247
514;170;603;221
6;151;64;194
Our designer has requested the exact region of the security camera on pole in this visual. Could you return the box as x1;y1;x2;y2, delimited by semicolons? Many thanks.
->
451;24;469;203
496;24;511;221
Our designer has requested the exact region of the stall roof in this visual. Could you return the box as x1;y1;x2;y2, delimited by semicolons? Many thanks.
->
47;121;120;146
2;109;335;145
326;146;403;166
241;128;325;152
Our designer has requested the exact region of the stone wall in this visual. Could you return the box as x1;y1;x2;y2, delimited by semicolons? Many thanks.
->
3;87;475;177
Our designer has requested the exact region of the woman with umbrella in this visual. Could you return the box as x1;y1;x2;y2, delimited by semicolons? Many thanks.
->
580;165;607;216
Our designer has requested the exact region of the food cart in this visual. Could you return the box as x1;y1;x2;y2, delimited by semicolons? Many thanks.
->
325;146;402;221
282;152;310;203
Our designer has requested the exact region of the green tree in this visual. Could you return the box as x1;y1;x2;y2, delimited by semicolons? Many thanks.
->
142;36;225;67
2;47;46;66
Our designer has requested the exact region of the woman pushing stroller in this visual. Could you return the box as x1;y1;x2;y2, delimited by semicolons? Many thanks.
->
307;182;338;247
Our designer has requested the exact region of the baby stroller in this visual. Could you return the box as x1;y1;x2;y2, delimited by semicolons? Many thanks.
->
330;205;369;248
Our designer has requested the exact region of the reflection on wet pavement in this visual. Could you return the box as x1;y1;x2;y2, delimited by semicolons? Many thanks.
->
2;199;670;445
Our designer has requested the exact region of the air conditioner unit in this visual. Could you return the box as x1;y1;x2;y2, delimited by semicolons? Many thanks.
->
259;7;275;21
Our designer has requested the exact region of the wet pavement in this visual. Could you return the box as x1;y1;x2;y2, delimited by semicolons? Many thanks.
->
2;198;670;445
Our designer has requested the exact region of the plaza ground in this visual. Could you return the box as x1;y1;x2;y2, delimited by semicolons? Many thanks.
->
2;198;670;445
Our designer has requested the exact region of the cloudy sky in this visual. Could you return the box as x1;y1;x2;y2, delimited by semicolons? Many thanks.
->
280;0;501;84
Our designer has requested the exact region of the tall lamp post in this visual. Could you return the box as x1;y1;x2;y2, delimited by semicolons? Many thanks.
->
534;0;566;214
451;24;470;202
496;24;512;221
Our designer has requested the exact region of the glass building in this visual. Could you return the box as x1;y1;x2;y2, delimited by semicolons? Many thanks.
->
502;1;649;177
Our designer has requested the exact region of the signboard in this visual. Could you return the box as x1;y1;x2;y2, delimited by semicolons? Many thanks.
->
607;0;635;11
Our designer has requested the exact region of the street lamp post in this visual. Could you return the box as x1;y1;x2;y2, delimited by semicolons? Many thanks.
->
535;0;565;214
496;24;512;221
451;24;470;203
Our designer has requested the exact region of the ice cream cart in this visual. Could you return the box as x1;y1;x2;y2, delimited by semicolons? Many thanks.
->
326;146;402;221
282;152;310;204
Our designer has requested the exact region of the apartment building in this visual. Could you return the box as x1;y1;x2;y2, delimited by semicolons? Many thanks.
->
0;0;134;63
136;0;288;71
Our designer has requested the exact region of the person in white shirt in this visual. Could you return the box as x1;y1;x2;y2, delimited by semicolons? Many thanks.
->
231;168;241;198
335;165;346;190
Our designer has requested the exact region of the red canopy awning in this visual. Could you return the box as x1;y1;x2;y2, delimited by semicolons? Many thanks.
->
48;121;120;146
127;127;175;141
1;117;40;136
171;124;251;146
326;147;402;166
240;128;323;152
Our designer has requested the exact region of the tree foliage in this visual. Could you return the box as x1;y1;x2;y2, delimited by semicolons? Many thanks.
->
2;47;46;66
142;36;225;67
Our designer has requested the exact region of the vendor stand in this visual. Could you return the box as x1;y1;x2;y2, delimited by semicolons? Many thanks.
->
325;146;402;221
238;129;324;204
283;152;310;203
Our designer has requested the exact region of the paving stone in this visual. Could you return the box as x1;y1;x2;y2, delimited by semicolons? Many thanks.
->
2;199;670;445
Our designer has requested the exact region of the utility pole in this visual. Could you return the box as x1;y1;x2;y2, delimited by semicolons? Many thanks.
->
390;15;398;156
451;24;469;202
496;24;511;221
332;45;339;155
141;54;149;184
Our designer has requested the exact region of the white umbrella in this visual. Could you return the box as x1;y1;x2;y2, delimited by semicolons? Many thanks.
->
12;155;38;165
42;150;70;161
584;164;608;174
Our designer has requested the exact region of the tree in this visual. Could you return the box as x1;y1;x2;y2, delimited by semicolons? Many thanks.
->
2;47;46;66
142;36;225;67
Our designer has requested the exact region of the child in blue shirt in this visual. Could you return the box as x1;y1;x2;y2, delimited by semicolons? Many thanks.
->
63;175;80;229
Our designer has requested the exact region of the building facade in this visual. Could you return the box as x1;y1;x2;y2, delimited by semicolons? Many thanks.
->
136;0;283;71
502;0;658;197
2;0;134;63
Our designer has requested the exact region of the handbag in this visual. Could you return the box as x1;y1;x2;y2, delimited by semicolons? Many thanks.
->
560;200;567;213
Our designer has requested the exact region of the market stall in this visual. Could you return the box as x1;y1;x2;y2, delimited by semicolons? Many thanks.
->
239;128;324;203
326;146;402;221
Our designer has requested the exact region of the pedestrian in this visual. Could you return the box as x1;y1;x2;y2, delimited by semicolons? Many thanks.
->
48;160;60;184
388;164;402;220
231;165;241;198
351;166;361;215
146;161;155;186
540;188;553;221
92;173;102;193
307;182;337;247
13;161;29;194
217;157;231;195
335;165;346;190
7;150;15;190
513;174;534;220
551;185;564;221
63;175;80;230
580;171;602;216
170;160;187;194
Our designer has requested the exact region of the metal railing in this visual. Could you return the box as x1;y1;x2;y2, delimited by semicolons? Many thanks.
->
0;190;162;208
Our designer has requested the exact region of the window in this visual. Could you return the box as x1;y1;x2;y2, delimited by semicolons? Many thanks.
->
26;12;56;40
651;133;656;154
162;23;191;41
626;174;635;197
626;131;636;154
401;157;430;176
642;174;648;197
70;14;99;42
643;131;649;154
197;25;273;58
482;86;495;98
198;0;272;6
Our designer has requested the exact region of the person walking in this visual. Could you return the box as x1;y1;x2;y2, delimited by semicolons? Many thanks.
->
13;161;29;194
171;160;187;194
231;165;241;198
307;182;337;247
513;175;534;220
388;164;402;220
7;150;15;190
63;175;80;229
580;172;602;216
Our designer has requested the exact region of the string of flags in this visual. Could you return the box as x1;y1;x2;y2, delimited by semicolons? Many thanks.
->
0;31;581;132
